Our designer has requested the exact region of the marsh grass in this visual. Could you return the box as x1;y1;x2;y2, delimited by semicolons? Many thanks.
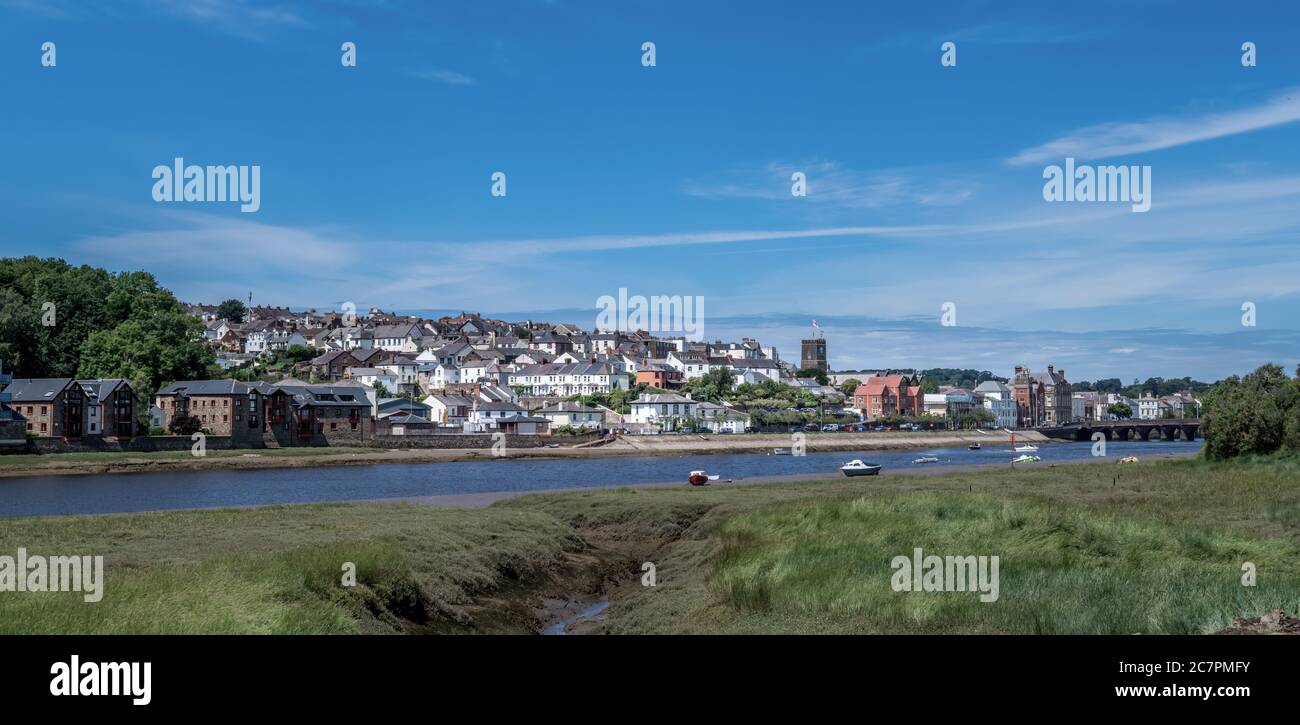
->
2;456;1299;633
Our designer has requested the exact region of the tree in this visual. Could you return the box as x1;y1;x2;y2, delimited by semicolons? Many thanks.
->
78;302;215;406
838;377;861;397
683;367;735;403
953;407;995;429
1106;402;1132;419
167;415;203;436
795;368;829;385
216;299;247;323
0;260;214;401
1200;363;1298;460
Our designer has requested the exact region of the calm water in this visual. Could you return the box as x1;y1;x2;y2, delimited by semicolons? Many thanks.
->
0;439;1203;518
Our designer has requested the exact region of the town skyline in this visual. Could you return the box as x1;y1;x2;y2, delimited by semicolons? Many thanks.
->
5;1;1298;382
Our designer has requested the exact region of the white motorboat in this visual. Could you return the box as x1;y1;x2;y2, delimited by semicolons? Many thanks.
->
912;456;939;464
1008;431;1038;453
1011;454;1041;464
840;460;882;477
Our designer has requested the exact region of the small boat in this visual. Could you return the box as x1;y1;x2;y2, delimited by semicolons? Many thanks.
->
912;456;939;464
840;460;882;477
1011;454;1041;464
772;448;791;455
968;443;981;450
688;470;722;486
1118;456;1139;464
1008;431;1038;453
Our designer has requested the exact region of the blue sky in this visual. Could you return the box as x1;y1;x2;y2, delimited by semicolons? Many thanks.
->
3;0;1299;381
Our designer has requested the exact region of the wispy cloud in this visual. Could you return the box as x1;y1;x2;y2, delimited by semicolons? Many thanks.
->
408;69;477;86
685;161;977;209
1008;87;1300;165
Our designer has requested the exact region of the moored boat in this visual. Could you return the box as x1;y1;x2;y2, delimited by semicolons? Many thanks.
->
1008;430;1038;453
1011;454;1041;464
912;456;939;464
688;470;722;486
840;459;882;477
968;442;981;450
772;448;791;455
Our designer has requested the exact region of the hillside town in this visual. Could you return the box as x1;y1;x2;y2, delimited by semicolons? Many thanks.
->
0;303;1202;451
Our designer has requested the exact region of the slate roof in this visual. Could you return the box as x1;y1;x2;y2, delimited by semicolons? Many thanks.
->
3;378;75;401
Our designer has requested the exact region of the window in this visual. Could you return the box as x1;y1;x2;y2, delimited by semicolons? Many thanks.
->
40;423;47;432
40;406;47;414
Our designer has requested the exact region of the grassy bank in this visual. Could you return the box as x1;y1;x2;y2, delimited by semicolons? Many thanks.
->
1;456;1298;633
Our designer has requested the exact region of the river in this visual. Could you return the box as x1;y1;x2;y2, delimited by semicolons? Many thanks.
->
0;439;1203;518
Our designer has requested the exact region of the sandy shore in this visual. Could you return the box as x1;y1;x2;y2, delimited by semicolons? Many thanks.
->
0;430;1051;479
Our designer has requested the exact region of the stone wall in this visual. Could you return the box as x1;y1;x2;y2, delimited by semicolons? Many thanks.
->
25;435;236;454
373;431;600;449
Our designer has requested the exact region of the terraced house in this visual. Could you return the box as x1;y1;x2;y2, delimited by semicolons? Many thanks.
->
2;378;137;439
156;379;375;447
507;363;627;396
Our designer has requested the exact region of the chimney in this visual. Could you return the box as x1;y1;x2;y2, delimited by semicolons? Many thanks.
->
1047;365;1054;375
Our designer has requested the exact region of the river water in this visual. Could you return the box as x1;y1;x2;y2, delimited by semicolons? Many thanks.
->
0;439;1203;518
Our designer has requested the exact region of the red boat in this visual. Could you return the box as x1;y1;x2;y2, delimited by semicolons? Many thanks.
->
688;470;720;486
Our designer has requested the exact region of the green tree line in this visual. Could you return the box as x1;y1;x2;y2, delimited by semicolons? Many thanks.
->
0;257;215;408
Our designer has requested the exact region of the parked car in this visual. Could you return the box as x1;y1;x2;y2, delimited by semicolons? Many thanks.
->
852;423;868;432
803;423;820;432
873;425;886;432
821;423;839;432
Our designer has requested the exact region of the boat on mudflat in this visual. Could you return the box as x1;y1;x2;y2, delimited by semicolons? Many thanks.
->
840;460;882;477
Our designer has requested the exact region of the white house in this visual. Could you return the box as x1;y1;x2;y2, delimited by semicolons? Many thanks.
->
423;394;475;425
430;363;461;388
468;401;529;431
348;368;400;393
370;323;424;352
695;401;749;433
507;363;627;396
377;359;419;392
972;381;1017;429
628;393;698;431
1136;395;1168;420
666;351;710;380
536;402;604;429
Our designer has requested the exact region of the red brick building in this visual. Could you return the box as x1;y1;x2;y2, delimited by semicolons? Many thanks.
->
853;375;923;419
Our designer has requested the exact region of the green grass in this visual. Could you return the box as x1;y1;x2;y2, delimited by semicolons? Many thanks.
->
1;456;1299;633
697;493;1298;633
0;503;575;633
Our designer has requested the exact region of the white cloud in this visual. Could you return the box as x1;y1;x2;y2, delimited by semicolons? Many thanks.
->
409;69;477;86
685;161;977;209
1008;88;1300;165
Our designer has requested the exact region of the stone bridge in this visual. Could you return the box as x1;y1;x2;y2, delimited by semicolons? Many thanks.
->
1040;419;1200;442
